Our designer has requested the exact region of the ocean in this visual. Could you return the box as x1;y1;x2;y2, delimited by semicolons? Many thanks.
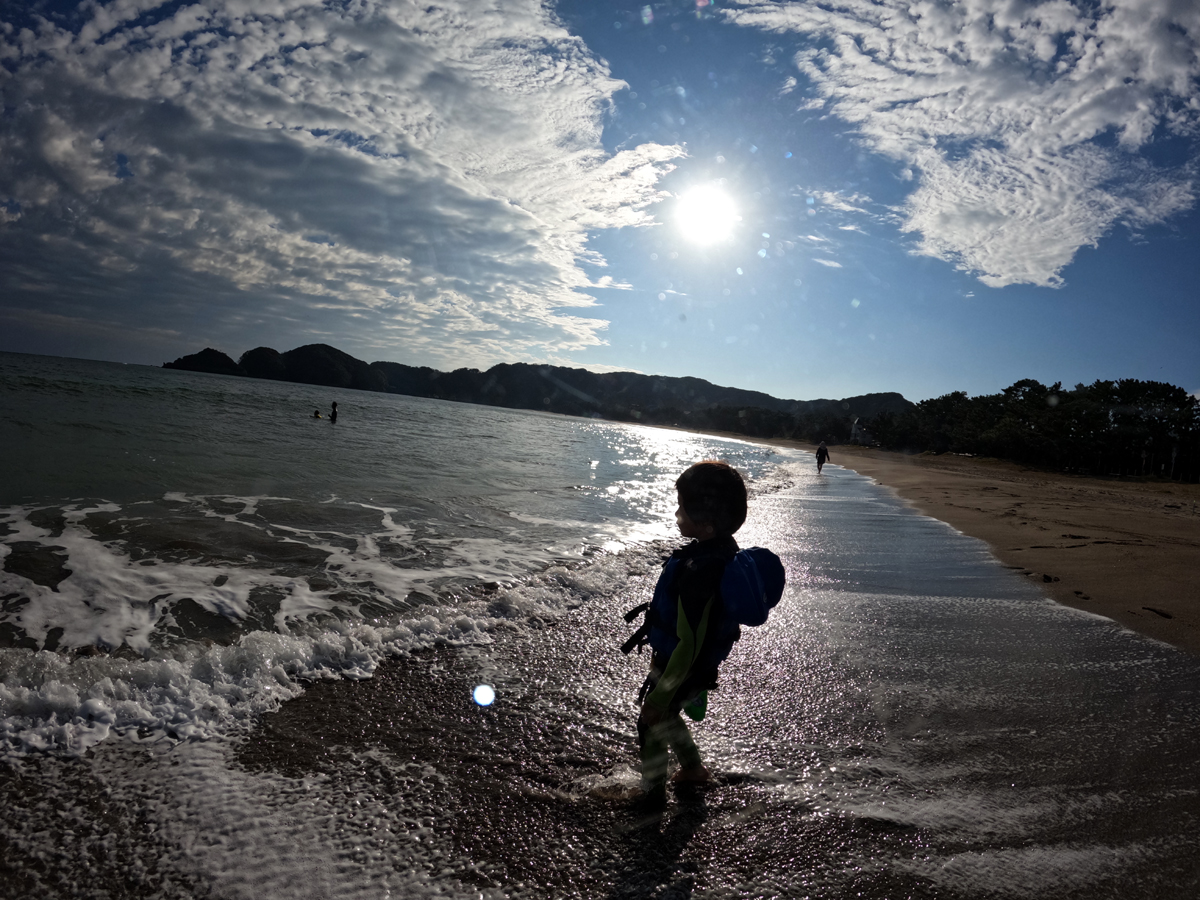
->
1;351;1198;899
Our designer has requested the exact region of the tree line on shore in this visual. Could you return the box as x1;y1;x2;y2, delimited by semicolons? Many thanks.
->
163;345;1199;482
678;377;1199;484
866;378;1200;483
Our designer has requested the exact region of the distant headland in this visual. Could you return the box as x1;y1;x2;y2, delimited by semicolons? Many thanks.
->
162;343;910;441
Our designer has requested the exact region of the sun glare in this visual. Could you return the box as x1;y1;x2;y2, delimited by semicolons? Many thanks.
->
676;186;739;244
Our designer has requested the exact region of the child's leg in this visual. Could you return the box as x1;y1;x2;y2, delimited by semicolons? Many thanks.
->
661;714;703;772
639;712;704;787
637;717;671;791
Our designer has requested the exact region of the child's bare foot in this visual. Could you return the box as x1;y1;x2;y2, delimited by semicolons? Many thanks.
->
671;765;712;784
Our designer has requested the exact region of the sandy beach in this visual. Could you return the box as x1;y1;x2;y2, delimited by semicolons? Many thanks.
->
761;441;1200;657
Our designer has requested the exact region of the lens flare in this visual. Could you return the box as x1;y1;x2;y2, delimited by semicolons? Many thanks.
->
676;186;739;244
473;684;495;706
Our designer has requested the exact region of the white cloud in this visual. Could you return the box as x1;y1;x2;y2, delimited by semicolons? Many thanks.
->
806;188;873;215
812;258;843;268
0;0;680;366
726;0;1200;287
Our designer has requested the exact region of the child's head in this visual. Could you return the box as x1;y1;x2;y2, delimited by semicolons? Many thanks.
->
674;460;747;539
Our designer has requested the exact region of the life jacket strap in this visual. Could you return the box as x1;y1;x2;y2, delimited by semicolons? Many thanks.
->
623;602;650;624
637;673;654;705
620;602;653;655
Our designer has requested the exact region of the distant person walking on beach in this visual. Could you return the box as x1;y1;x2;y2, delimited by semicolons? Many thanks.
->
330;401;338;423
815;442;830;474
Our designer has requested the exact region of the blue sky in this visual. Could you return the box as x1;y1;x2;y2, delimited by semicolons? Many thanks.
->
1;0;1197;403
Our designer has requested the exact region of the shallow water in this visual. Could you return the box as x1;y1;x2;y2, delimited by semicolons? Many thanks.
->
0;352;785;755
2;354;1199;899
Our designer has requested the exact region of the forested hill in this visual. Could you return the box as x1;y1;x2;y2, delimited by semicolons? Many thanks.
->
368;360;909;422
872;379;1200;482
162;343;912;436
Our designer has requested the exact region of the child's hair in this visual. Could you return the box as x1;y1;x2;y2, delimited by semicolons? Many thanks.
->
675;460;747;536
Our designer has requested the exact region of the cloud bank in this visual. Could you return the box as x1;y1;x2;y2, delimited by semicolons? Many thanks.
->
0;0;679;365
726;0;1200;287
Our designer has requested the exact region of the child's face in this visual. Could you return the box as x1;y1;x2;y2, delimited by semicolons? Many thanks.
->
675;496;712;540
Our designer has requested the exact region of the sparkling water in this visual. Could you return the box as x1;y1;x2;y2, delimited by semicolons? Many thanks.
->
1;352;1198;899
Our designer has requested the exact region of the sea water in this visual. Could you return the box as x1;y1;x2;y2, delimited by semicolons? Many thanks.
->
1;352;1198;899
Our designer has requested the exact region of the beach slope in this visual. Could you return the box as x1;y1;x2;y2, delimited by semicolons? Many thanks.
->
786;444;1200;657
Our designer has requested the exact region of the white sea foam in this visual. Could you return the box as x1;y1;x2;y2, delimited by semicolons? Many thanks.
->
0;495;574;652
0;543;663;758
0;614;483;757
4;502;277;649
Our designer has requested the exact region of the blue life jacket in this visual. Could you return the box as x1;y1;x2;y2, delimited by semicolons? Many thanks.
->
621;544;786;671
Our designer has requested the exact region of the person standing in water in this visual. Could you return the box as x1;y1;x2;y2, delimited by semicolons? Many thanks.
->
815;441;830;473
312;409;322;419
330;401;338;423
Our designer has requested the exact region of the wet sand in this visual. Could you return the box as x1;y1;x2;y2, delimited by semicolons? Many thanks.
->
225;475;1200;899
767;441;1200;657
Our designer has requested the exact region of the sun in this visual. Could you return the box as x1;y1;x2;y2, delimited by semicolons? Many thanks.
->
675;186;739;244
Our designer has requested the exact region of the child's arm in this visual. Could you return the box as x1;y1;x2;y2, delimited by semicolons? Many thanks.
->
642;596;711;713
641;559;721;716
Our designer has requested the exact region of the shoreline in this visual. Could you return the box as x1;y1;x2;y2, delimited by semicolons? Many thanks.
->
739;435;1200;657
